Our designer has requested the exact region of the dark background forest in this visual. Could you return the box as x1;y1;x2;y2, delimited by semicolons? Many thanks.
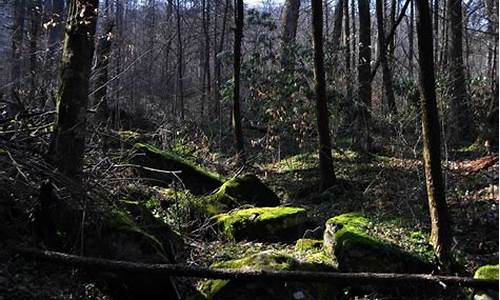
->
0;0;498;299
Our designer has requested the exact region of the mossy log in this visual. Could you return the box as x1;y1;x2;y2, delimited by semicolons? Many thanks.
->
132;143;224;195
324;213;434;274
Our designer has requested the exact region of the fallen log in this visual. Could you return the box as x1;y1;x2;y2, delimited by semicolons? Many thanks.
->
17;248;498;290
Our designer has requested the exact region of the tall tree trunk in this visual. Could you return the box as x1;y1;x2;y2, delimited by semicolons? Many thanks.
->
344;0;352;101
200;0;211;120
415;0;452;263
280;0;300;73
332;0;344;53
95;21;113;122
447;0;472;144
11;0;26;113
409;0;414;79
213;0;230;119
175;0;184;119
29;0;42;105
51;0;99;181
233;0;245;162
376;0;397;113
312;0;336;191
355;0;372;151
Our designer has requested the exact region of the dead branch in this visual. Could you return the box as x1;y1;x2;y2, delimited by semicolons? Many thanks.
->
18;248;498;290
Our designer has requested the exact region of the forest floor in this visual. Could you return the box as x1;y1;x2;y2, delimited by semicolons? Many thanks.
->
0;136;498;299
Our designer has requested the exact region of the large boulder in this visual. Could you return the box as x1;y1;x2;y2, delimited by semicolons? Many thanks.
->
199;251;338;300
202;174;281;215
214;207;308;242
473;265;499;300
323;213;433;274
132;143;224;195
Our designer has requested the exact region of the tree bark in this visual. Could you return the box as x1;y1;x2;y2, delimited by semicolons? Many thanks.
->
376;0;396;113
11;0;26;113
355;0;372;151
50;0;99;181
280;0;301;73
312;0;336;191
94;21;113;122
447;0;472;144
415;0;452;263
175;0;184;120
233;0;245;162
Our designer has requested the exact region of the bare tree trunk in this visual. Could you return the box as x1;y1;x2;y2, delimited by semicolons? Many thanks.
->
332;0;344;53
95;21;113;122
355;0;372;151
409;0;414;79
376;0;397;113
344;0;352;101
175;0;184;120
233;0;245;162
312;0;336;191
447;0;472;144
415;0;452;264
11;0;26;113
51;0;99;181
280;0;301;73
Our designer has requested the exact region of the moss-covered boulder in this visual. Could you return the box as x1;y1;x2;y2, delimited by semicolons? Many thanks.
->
201;174;281;215
473;265;499;300
199;251;338;300
33;182;183;297
214;207;308;242
132;143;224;194
324;213;433;273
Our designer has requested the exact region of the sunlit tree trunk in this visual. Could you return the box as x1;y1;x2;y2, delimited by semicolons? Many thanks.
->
447;0;472;144
233;0;245;162
312;0;336;191
376;0;396;113
51;0;99;181
416;0;452;263
280;0;300;73
355;0;372;151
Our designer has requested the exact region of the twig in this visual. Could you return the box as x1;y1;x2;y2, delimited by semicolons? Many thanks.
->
112;164;182;175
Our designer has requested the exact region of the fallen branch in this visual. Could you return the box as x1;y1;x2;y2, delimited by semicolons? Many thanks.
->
18;248;498;290
112;163;182;175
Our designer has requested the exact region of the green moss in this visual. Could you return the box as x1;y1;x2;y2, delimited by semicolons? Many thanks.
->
133;143;224;194
197;174;280;216
474;265;499;280
214;207;307;241
109;210;166;257
324;213;433;273
295;239;323;252
199;251;337;299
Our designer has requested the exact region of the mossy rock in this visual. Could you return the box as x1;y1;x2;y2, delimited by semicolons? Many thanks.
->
214;207;309;242
201;174;281;215
324;213;433;273
294;239;334;265
295;239;323;252
473;265;499;300
132;143;224;195
474;265;499;280
34;182;183;296
199;250;338;300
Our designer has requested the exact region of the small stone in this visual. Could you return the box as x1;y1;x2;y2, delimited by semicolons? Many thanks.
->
293;290;306;299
